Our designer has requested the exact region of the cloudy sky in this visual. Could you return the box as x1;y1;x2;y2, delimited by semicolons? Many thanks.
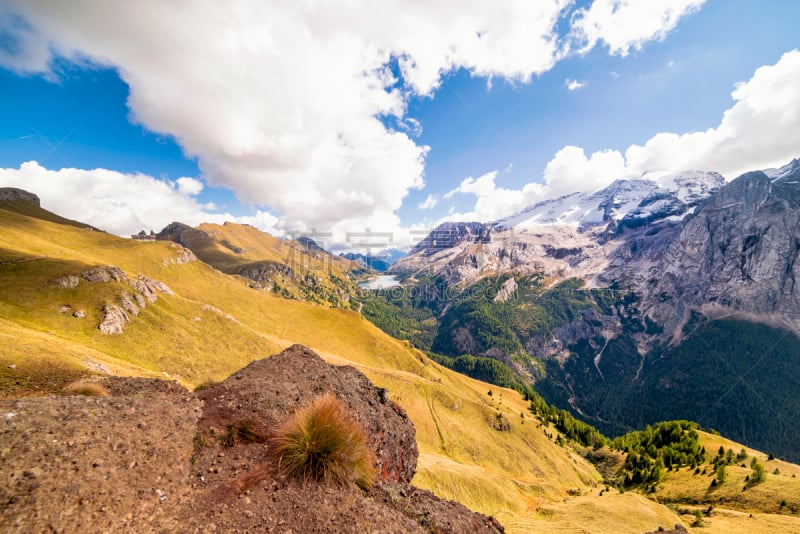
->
0;0;798;250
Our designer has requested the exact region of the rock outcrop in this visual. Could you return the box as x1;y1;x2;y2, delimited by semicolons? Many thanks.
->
642;161;800;339
52;265;173;334
0;345;503;533
197;345;418;484
0;187;40;206
81;265;127;283
156;221;215;250
98;304;130;335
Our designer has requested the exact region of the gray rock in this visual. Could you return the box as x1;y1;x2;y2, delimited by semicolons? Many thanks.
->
55;275;80;289
641;162;800;339
98;304;130;335
129;275;173;303
0;187;40;206
119;292;140;317
493;277;518;303
82;266;127;283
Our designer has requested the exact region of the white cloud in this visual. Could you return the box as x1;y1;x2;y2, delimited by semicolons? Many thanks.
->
366;42;800;229
0;0;706;241
444;50;800;223
570;0;706;56
0;7;51;74
399;117;423;138
0;161;281;237
443;171;541;222
542;147;628;196
418;194;440;210
176;177;204;196
565;78;586;91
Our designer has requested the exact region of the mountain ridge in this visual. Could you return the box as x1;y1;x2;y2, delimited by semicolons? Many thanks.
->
376;157;800;463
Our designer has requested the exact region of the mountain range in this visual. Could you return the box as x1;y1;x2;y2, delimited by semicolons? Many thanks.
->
382;157;800;463
3;161;800;532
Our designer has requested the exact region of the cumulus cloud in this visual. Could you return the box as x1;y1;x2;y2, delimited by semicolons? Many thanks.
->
548;49;800;184
443;171;542;222
0;7;50;73
0;161;281;237
570;0;706;56
0;0;705;240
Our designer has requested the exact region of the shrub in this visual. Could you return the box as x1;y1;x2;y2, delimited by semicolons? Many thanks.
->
692;509;705;527
63;380;109;397
273;393;375;489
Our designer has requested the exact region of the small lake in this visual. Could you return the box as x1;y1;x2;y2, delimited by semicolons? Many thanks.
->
358;275;401;290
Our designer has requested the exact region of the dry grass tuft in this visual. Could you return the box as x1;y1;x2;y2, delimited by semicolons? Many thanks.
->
273;392;375;489
63;380;110;397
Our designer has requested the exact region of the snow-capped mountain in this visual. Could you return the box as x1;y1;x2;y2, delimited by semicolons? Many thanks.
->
391;170;725;286
494;171;724;232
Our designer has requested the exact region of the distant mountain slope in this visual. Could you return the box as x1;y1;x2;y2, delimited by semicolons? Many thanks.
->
156;220;359;306
390;170;723;287
0;187;102;232
642;160;800;339
340;249;405;272
495;171;723;231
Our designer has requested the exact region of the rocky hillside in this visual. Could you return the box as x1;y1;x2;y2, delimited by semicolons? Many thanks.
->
0;345;502;533
156;221;359;307
641;160;800;340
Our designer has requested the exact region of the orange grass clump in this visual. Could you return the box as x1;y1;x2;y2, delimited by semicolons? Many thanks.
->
273;392;375;489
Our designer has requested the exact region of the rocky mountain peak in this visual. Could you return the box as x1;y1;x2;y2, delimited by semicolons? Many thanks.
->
408;221;491;256
0;187;40;206
765;157;800;182
640;164;800;339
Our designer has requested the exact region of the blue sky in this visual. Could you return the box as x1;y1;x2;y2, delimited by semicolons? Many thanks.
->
1;1;799;249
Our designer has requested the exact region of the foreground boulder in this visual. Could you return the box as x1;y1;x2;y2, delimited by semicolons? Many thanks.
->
0;345;503;533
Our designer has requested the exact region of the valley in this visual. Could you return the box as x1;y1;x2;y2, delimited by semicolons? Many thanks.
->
2;183;800;532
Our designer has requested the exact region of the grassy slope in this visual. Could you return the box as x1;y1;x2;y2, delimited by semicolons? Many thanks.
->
171;221;358;304
1;204;797;532
648;430;800;533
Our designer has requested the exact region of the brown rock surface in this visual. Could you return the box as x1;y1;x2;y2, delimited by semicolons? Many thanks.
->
0;345;504;534
196;344;418;484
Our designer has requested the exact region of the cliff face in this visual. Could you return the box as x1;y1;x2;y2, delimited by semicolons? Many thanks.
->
642;162;800;339
0;345;503;534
